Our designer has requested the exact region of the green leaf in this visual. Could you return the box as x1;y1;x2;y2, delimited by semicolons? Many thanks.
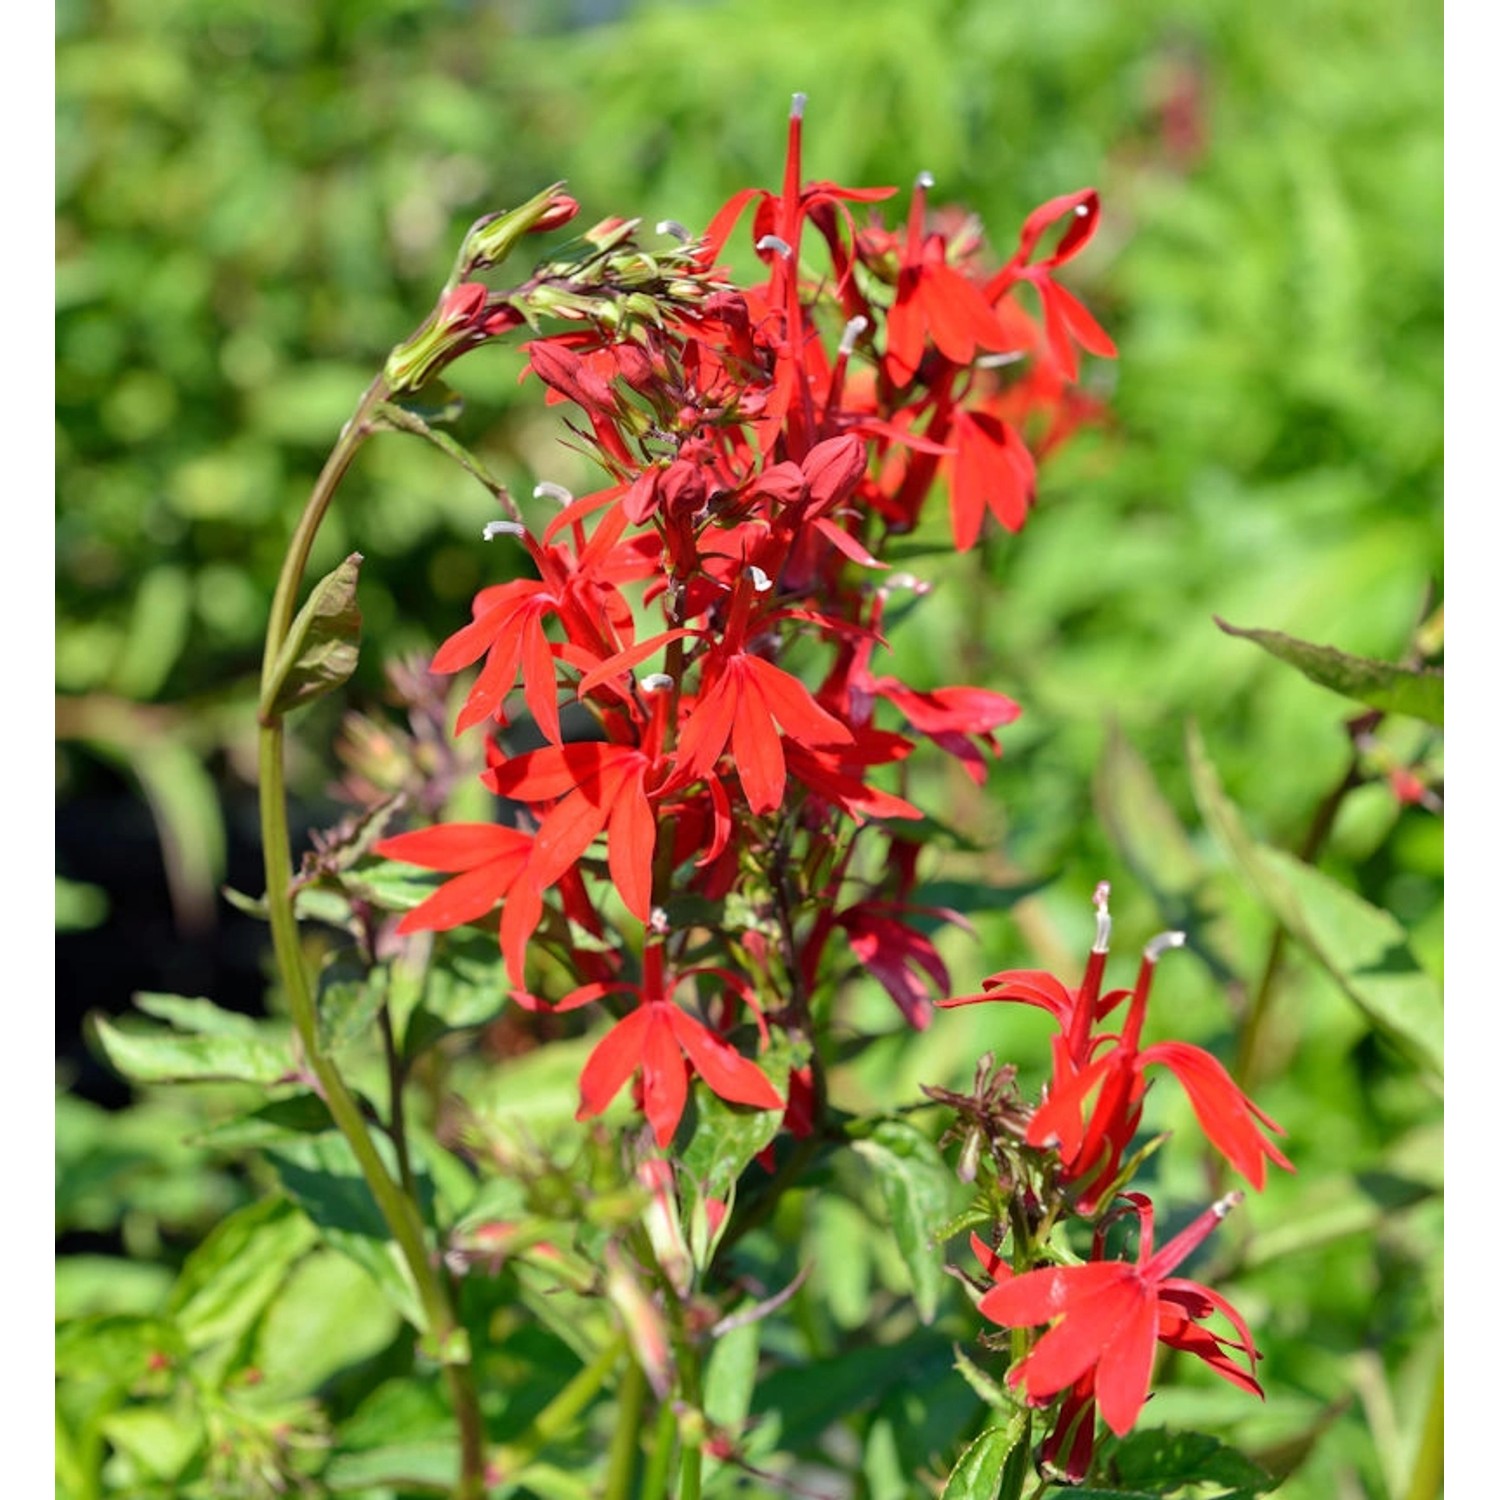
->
1112;1427;1277;1497
702;1320;760;1491
951;1346;1013;1411
1187;725;1442;1081
266;1133;431;1328
1214;617;1443;725
98;1406;201;1484
254;1248;403;1396
851;1119;960;1323
134;993;262;1037
324;1441;460;1492
187;1093;338;1150
317;959;388;1054
91;1006;293;1086
261;553;363;719
168;1196;317;1350
55;1314;183;1385
939;1416;1027;1500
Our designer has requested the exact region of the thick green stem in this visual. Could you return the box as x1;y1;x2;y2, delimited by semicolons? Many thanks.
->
256;377;486;1499
602;1358;648;1500
639;1397;678;1500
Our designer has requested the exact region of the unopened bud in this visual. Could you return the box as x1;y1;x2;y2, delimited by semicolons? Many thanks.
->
460;184;578;273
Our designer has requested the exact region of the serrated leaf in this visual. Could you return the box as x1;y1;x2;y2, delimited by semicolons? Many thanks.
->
851;1119;960;1324
91;1010;293;1086
1215;617;1443;726
1187;725;1442;1080
262;553;363;718
168;1196;317;1350
939;1416;1027;1500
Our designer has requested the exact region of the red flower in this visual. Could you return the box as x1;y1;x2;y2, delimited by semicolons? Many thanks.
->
978;1192;1261;1436
942;884;1291;1205
884;173;1013;388
574;947;782;1146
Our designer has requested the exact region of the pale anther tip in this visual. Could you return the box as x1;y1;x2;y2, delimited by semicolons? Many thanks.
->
1074;203;1090;217
482;520;525;541
656;219;691;242
1214;1190;1245;1218
790;92;807;120
916;170;935;190
747;564;773;593
755;234;793;259
533;481;573;506
640;673;674;693
838;315;869;355
1144;930;1187;963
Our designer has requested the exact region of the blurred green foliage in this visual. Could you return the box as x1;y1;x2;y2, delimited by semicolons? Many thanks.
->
57;0;1440;1496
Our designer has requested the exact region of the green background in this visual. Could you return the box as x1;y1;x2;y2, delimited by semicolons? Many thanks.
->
56;2;1442;1496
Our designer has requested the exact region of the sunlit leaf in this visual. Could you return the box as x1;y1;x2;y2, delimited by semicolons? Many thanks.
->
262;553;363;718
1188;724;1442;1081
1214;617;1443;726
851;1120;959;1324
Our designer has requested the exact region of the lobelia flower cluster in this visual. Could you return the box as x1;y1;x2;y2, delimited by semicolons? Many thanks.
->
367;96;1289;1480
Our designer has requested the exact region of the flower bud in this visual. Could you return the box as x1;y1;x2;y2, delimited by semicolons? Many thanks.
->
458;183;578;274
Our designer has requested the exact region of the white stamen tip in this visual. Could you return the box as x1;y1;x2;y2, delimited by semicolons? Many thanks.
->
640;673;674;693
1074;203;1090;217
885;571;931;595
916;170;935;190
533;481;573;506
482;520;525;541
1213;1191;1245;1218
747;565;773;593
656;219;691;242
649;906;671;935
790;92;807;120
838;315;869;356
976;350;1027;369
1145;930;1187;963
755;235;793;259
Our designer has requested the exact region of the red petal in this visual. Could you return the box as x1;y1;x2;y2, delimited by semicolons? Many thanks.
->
576;1005;654;1121
376;823;530;872
1094;1292;1159;1436
640;1007;689;1146
665;1007;782;1111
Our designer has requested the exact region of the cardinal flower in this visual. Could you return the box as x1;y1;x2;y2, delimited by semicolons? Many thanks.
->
941;884;1291;1205
574;946;782;1146
978;1192;1262;1437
